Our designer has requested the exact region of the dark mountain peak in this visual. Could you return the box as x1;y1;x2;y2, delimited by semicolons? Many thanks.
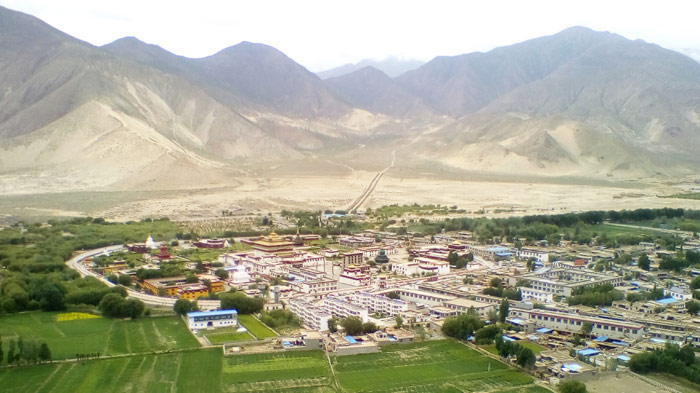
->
325;65;435;117
196;41;348;116
207;41;291;62
0;5;82;49
347;66;391;80
317;57;425;79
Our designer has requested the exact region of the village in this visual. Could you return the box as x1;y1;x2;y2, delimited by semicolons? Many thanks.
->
72;216;700;387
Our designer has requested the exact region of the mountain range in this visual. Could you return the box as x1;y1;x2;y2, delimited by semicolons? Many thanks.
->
1;5;700;195
316;57;425;79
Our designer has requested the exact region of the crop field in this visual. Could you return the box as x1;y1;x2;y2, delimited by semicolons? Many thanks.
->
203;327;255;344
0;312;199;359
0;339;550;393
237;314;277;339
332;340;543;393
0;348;222;393
222;350;333;392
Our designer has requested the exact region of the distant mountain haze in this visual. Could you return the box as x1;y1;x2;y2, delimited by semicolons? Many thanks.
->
317;57;426;79
2;5;700;194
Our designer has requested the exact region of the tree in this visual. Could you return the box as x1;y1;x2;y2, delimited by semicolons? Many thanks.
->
691;276;700;290
559;380;587;393
123;298;145;319
386;291;400;300
214;268;229;280
99;293;145;318
516;347;536;368
38;343;51;363
442;313;483;340
117;274;132;287
581;322;593;339
362;322;378;333
498;299;509;323
7;339;15;366
638;254;650;271
415;325;427;341
174;299;195;316
685;300;700;316
340;316;364;335
474;325;501;344
327;317;338;333
185;273;198;283
394;315;403;329
487;309;498;323
17;337;23;364
0;335;3;367
218;292;264;314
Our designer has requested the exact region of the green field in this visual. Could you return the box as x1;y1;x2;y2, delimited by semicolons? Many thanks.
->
483;341;545;356
333;340;531;393
221;340;550;393
0;312;199;359
238;314;278;339
0;340;550;393
0;348;222;393
223;350;333;392
203;327;255;344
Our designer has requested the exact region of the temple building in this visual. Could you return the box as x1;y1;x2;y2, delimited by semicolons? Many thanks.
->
243;232;295;255
375;249;390;264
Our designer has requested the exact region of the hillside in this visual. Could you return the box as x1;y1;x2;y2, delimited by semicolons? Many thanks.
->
317;57;425;79
2;6;700;198
324;66;436;118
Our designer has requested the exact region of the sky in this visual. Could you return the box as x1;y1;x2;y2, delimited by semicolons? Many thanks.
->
3;0;700;71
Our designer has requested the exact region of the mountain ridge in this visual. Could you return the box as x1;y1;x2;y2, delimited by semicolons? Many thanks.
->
2;6;700;194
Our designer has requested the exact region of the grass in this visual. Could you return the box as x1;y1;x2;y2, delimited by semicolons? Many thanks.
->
332;340;538;393
663;192;700;201
518;341;545;354
0;340;551;393
647;373;700;393
202;327;255;344
238;314;278;339
222;350;333;392
0;312;199;359
0;348;222;393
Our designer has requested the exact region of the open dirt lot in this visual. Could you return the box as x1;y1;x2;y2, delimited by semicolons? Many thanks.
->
584;373;670;393
2;170;700;222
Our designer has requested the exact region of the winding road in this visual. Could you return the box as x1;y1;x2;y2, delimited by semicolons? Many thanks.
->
66;245;177;307
346;150;395;213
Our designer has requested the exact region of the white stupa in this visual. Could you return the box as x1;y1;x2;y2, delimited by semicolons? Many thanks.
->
146;235;156;249
231;265;251;284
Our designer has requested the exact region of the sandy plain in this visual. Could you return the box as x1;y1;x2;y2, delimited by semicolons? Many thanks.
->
2;167;699;223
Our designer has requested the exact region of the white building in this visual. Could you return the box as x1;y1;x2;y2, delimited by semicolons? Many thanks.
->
291;278;338;294
508;308;644;340
442;298;496;318
187;309;237;330
323;296;369;322
413;257;451;275
517;248;550;263
391;261;419;276
339;266;371;287
664;286;692;302
350;292;408;316
288;298;332;331
518;287;554;303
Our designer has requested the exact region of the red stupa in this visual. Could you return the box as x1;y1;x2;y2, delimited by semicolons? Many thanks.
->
157;244;171;260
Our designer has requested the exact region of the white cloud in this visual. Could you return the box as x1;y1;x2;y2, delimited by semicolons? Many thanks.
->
3;0;700;71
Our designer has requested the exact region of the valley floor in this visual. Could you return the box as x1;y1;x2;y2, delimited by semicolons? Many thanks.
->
1;172;700;222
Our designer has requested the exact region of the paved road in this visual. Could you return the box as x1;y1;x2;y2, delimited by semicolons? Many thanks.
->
66;245;177;307
347;150;395;213
603;222;694;238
